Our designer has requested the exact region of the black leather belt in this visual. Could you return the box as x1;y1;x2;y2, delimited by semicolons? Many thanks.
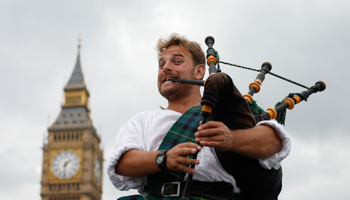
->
145;181;233;200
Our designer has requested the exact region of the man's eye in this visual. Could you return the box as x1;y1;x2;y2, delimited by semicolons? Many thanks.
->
174;60;182;64
159;63;164;68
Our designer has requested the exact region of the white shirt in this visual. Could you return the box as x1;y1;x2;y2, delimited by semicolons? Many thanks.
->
107;109;291;194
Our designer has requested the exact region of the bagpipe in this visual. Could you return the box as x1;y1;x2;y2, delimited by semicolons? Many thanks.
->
170;36;326;125
175;36;326;200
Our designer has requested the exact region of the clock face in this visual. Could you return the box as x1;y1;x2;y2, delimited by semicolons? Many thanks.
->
94;157;102;184
52;151;79;179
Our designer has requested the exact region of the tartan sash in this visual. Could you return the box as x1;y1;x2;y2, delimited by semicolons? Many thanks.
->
118;106;204;200
147;105;202;188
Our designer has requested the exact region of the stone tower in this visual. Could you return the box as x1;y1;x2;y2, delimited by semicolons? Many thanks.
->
41;42;103;200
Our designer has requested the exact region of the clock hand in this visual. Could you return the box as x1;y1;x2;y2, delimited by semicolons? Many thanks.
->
64;160;71;168
63;160;71;178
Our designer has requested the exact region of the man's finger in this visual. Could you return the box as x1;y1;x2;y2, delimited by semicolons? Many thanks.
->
195;128;220;138
181;166;196;174
198;121;223;130
178;147;199;157
198;140;220;147
177;156;200;165
178;142;202;150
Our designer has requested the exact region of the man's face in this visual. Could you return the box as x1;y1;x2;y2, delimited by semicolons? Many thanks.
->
157;45;197;101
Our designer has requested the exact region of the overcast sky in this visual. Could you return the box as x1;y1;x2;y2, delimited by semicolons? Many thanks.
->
1;0;349;199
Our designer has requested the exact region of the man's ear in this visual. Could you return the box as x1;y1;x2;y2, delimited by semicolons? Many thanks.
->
194;64;206;80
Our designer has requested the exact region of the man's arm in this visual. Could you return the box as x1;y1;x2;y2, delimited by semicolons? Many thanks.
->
195;121;283;159
115;149;160;177
115;142;201;177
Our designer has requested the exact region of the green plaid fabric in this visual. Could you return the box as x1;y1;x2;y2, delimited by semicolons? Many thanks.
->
147;105;202;188
159;105;202;150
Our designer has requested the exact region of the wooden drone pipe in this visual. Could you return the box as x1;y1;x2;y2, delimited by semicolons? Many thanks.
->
256;80;327;122
243;62;272;104
205;36;218;75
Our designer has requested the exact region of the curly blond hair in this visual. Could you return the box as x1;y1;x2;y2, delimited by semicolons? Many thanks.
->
156;33;205;66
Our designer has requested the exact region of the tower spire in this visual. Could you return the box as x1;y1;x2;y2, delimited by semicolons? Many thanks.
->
65;34;85;89
50;34;91;130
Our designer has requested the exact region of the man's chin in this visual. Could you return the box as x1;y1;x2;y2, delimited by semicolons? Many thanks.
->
158;86;179;99
160;89;192;102
158;82;193;100
159;89;174;99
159;83;175;94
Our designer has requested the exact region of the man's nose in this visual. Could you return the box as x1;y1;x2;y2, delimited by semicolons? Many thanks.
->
163;62;173;72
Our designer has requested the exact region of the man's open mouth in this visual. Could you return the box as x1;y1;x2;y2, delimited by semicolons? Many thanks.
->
164;78;177;83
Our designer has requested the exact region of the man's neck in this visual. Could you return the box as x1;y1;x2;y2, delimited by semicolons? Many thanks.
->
166;92;202;114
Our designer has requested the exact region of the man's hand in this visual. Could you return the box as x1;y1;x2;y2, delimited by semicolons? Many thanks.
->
166;142;201;174
195;121;283;159
195;121;234;152
115;142;201;177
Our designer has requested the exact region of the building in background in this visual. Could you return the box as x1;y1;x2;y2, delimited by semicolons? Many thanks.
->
40;41;103;200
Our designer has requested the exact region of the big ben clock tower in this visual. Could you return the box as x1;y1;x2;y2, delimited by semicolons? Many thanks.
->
41;41;103;200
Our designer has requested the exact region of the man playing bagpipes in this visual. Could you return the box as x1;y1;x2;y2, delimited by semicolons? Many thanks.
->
107;33;291;200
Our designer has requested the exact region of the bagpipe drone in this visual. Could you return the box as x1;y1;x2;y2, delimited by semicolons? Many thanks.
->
173;36;326;200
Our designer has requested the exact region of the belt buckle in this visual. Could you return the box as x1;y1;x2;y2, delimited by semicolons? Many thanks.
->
161;182;181;197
